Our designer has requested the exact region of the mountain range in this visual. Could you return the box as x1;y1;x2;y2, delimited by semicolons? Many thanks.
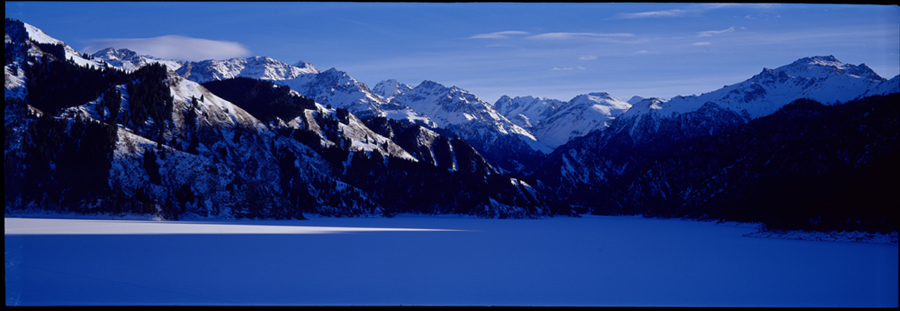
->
5;19;898;232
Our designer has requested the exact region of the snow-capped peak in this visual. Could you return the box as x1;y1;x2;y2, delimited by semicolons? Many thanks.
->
8;20;108;69
524;92;631;148
627;96;646;105
92;47;139;60
91;47;185;72
772;55;883;81
621;97;666;116
390;79;552;171
176;56;318;83
372;79;414;101
618;55;895;123
413;80;448;94
568;92;631;112
583;92;614;99
22;21;63;45
292;60;319;73
493;95;565;130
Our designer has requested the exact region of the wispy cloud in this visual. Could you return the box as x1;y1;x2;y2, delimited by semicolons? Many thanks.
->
579;55;597;60
692;42;712;46
634;50;658;54
467;31;531;39
614;9;691;19
612;4;779;20
485;43;517;48
85;35;251;61
698;26;735;37
552;66;586;71
527;32;633;40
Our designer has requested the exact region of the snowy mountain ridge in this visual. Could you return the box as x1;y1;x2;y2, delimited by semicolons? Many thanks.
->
389;79;553;173
493;92;631;149
91;48;186;73
533;92;631;148
372;79;414;101
639;55;895;121
280;101;418;163
177;56;319;83
493;95;564;130
773;55;882;81
531;54;899;203
6;19;552;219
5;18;899;229
89;44;553;170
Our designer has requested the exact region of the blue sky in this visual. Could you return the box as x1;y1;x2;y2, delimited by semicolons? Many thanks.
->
6;2;899;104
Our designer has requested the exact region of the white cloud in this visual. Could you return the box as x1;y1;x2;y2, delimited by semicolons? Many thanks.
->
634;50;658;54
527;32;633;40
467;31;531;39
552;67;585;71
84;35;251;61
692;42;712;46
612;4;780;20
579;55;597;60
698;26;735;37
613;9;690;19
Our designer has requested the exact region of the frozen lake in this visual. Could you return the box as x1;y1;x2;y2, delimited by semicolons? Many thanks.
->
5;215;898;306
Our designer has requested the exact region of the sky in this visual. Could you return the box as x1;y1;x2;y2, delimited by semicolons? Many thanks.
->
5;2;899;104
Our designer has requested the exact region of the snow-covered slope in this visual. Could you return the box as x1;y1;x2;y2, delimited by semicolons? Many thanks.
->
175;56;319;82
493;95;564;130
91;48;185;73
4;62;27;100
606;55;899;147
82;32;540;170
645;56;895;120
281;102;417;163
400;125;457;169
20;21;61;45
165;55;386;118
494;93;631;149
2;19;103;70
4;20;386;218
372;79;414;102
166;58;432;124
531;93;631;149
864;74;900;98
627;96;646;105
276;68;388;119
84;73;381;218
532;55;900;199
21;21;105;68
391;80;552;173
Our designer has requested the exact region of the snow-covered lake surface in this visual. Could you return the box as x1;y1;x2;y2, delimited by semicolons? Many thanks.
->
5;215;898;306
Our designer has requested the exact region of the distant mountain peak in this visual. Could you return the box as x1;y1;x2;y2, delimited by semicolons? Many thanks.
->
773;55;883;81
92;47;138;58
800;55;840;65
586;92;613;98
570;92;628;106
373;79;413;100
627;96;646;105
417;80;446;90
